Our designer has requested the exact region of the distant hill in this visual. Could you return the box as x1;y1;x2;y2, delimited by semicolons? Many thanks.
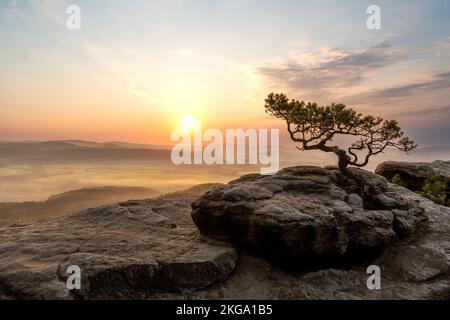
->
0;186;160;226
53;140;171;150
1;140;448;166
0;141;172;164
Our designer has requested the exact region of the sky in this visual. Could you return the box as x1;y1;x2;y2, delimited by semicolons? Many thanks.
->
0;0;449;146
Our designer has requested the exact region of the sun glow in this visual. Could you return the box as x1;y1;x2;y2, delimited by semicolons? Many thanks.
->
180;116;201;134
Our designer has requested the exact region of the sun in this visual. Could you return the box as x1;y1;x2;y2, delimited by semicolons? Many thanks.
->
179;116;200;133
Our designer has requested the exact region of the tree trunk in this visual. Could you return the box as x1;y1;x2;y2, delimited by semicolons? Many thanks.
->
335;149;350;173
315;145;351;173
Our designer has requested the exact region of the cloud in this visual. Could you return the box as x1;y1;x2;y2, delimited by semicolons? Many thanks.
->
390;104;450;119
257;41;403;96
437;36;450;49
435;36;450;57
5;0;23;18
345;71;450;105
33;0;67;26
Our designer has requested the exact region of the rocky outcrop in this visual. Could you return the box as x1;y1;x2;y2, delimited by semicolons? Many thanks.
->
1;166;449;300
375;160;450;194
191;166;427;259
0;198;237;299
154;182;450;300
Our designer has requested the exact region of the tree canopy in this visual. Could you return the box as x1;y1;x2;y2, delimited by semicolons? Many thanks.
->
265;93;417;172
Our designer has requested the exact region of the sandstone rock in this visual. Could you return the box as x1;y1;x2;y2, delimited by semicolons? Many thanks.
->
375;160;450;193
0;198;237;299
347;193;364;210
153;183;450;300
191;166;427;259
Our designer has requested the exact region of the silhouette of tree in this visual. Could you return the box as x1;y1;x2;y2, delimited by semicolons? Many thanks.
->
265;93;417;172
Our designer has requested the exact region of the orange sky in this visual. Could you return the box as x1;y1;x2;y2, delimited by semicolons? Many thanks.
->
1;1;449;146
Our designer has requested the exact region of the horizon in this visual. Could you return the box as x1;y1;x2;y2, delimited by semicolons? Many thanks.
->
2;138;450;149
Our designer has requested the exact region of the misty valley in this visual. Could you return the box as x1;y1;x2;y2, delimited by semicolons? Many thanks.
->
1;139;449;227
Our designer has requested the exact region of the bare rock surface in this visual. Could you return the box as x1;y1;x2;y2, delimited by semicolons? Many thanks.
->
192;166;428;259
0;198;237;299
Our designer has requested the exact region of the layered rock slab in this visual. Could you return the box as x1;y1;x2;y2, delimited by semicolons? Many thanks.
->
0;198;237;299
191;166;428;259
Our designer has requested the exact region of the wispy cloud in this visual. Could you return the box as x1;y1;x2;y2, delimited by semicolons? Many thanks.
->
437;36;450;49
345;71;450;105
32;0;67;26
257;41;404;97
390;104;450;119
436;35;450;57
5;0;24;18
